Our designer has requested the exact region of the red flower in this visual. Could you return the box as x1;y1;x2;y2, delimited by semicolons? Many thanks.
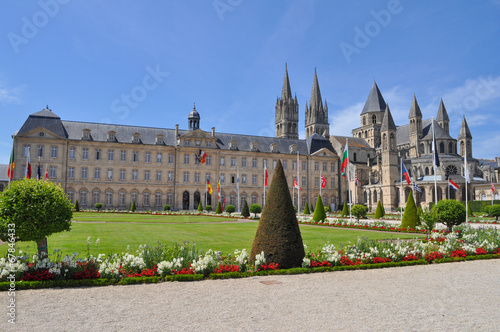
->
372;257;392;264
402;253;422;262
451;249;467;258
424;252;444;262
476;247;487;255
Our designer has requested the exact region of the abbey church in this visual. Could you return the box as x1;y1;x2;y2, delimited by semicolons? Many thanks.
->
9;66;499;211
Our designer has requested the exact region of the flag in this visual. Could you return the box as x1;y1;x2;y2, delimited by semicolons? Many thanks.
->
320;173;326;188
207;180;213;194
401;162;411;185
340;145;350;178
464;155;470;183
44;164;49;180
217;179;221;198
432;122;440;173
491;180;495;193
236;174;240;190
37;162;42;180
293;176;300;189
449;179;459;190
354;173;358;187
7;145;14;180
413;182;422;193
25;148;32;179
222;198;225;211
263;167;268;188
198;150;207;164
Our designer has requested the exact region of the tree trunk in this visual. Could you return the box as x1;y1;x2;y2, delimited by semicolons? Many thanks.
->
37;237;48;258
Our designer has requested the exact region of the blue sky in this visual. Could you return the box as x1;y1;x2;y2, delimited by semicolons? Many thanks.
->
1;1;500;164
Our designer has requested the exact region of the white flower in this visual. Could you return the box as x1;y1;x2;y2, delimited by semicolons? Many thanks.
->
96;238;101;245
254;251;266;267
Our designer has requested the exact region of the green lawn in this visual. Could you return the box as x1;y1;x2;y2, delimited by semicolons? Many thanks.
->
71;212;232;223
1;213;423;258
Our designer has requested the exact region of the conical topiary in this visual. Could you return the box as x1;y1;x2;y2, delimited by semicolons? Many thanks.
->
303;202;310;215
374;200;384;219
241;200;250;218
312;195;326;222
340;202;348;217
74;199;80;212
381;202;386;216
417;203;423;216
131;201;136;212
215;201;222;214
400;190;420;229
197;201;203;211
250;160;305;269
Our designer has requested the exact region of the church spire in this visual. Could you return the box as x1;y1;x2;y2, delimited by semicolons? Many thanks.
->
310;68;323;112
436;98;449;122
281;63;292;100
409;94;422;118
305;68;329;138
361;81;386;115
458;115;472;139
381;104;396;132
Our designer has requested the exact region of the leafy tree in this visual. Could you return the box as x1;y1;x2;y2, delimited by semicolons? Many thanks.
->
95;202;102;211
0;179;73;257
205;205;212;212
250;160;305;269
400;190;420;230
434;199;466;232
163;204;171;211
488;204;500;221
197;201;203;212
420;210;436;239
74;199;80;212
312;195;326;222
215;201;222;214
374;201;384;219
225;205;235;214
249;204;261;218
130;201;136;212
241;200;250;218
351;204;368;221
303;202;310;215
484;205;491;215
340;202;348;218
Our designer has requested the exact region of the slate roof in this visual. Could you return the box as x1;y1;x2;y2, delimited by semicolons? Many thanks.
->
281;64;292;100
396;118;454;146
361;81;386;114
331;136;372;150
458;116;472;139
381;105;396;131
436;99;449;122
19;110;335;156
408;95;422;118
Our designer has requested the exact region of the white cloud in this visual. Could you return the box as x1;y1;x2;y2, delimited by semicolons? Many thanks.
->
0;84;23;105
330;102;363;136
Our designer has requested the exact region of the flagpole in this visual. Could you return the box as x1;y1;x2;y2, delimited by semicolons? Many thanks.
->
465;143;468;223
347;139;352;222
448;178;450;200
237;167;240;212
320;172;322;198
400;158;403;220
297;150;300;214
432;117;438;206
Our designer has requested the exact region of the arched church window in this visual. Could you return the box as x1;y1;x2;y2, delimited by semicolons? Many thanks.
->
425;167;429;176
372;114;377;124
449;142;453;154
439;142;445;153
363;117;366;126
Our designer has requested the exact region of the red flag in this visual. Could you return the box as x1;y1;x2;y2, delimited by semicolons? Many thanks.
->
199;150;207;164
492;180;495;193
293;176;300;189
402;162;411;185
25;148;32;179
222;198;226;211
320;173;326;188
44;164;49;180
355;173;358;187
7;145;14;180
207;180;213;194
448;179;459;190
264;167;268;188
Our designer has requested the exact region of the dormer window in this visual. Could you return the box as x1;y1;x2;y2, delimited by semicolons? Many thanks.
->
270;143;278;153
185;140;191;146
156;134;164;145
206;141;212;147
133;133;140;143
289;144;297;154
108;131;116;142
250;141;259;152
82;129;91;140
230;140;237;150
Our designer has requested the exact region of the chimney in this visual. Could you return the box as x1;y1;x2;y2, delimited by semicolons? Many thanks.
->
175;124;179;137
496;156;500;167
211;127;215;137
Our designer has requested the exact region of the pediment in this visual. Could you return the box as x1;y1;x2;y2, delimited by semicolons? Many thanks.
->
180;129;215;140
17;126;65;140
311;147;337;158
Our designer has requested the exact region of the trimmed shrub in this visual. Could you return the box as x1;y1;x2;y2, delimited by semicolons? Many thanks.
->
417;203;423;216
351;204;368;221
95;203;102;211
225;205;235;214
469;200;500;212
340;202;348;217
400;190;420;230
241;200;250;217
250;160;305;269
303;202;310;215
249;204;261;218
374;201;384;219
215;201;222;214
130;201;136;212
312;195;326;222
434;199;466;232
381;202;386;215
75;200;80;212
163;204;171;211
489;204;500;221
428;201;434;211
324;206;331;213
205;205;212;212
197;201;203;212
484;205;491;215
468;202;472;217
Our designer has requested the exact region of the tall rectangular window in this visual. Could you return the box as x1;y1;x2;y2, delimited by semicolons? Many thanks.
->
120;169;126;180
273;160;277;169
252;158;257;168
184;154;190;165
183;171;189;183
220;173;225;184
242;174;247;184
144;170;150;181
156;171;162;182
145;152;151;163
107;169;113;180
95;149;101;160
108;150;114;161
263;159;267;169
323;162;327;172
195;172;200;183
119;191;125;206
68;167;74;179
157;153;162;163
81;167;88;180
23;145;30;157
315;177;319;187
241;158;247;168
94;168;101;180
133;151;138;162
155;192;162;207
83;148;89;160
132;170;138;181
51;146;58;158
168;153;174;164
252;174;257;185
283;160;287;170
168;171;173;182
315;162;319;171
37;145;44;158
331;163;335;172
231;157;236;167
50;166;56;178
292;161;297;171
302;161;306;171
206;156;211;166
121;150;127;162
69;147;75;159
220;157;225;166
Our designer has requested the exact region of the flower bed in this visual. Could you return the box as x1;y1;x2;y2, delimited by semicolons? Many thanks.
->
2;225;500;289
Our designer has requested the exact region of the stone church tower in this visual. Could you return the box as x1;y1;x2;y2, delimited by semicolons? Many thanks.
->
458;115;473;158
352;81;386;148
408;95;423;158
305;69;329;138
380;105;399;208
436;99;450;135
275;64;299;139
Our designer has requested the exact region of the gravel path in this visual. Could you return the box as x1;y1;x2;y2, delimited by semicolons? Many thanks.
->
3;259;499;331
